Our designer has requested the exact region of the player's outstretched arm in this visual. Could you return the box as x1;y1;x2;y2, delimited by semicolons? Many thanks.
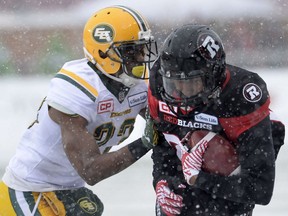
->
49;107;149;185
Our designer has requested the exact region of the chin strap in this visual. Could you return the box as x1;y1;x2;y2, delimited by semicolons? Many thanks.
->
208;86;221;99
118;72;139;88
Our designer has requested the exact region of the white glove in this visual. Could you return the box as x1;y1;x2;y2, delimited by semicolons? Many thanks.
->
156;179;185;215
181;140;208;185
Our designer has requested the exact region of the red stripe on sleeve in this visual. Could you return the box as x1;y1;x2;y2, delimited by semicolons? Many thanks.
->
219;98;270;142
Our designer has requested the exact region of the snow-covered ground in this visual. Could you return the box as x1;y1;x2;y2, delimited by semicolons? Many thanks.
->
0;67;287;215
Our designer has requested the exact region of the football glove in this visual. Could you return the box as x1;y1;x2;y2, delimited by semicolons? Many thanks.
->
181;139;208;185
156;179;185;216
141;112;158;149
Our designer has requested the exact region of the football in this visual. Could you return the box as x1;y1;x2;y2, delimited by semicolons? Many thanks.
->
186;130;240;176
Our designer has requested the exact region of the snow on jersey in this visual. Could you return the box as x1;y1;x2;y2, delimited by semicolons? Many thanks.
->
3;58;148;191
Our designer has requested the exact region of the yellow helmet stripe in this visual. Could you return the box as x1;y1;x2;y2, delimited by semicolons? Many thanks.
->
55;68;98;102
115;5;148;31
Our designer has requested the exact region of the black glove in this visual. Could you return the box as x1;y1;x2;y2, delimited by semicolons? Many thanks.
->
141;110;158;149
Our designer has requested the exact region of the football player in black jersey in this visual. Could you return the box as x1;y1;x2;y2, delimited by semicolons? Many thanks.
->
146;24;285;216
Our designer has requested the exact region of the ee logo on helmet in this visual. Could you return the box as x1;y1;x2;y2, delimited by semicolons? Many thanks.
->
93;24;114;43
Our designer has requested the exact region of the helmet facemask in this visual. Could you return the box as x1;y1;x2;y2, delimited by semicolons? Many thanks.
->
158;25;226;114
159;55;218;114
106;38;158;83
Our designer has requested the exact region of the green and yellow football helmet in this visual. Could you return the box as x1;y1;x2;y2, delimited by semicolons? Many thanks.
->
83;5;158;87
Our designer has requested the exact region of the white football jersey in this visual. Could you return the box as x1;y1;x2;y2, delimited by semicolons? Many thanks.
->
3;58;148;191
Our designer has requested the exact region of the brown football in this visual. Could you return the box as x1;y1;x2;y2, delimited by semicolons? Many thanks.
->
186;130;240;176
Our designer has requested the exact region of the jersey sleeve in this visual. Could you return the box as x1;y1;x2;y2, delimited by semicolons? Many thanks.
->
219;72;270;142
269;110;285;159
46;68;98;122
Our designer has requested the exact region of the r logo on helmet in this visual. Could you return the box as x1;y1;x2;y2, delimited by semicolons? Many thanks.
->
198;34;221;61
93;24;114;43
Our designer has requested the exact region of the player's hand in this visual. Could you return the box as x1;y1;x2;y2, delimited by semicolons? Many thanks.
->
156;179;185;215
141;113;158;149
181;139;208;185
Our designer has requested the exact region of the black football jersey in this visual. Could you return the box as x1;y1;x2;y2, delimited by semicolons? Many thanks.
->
149;64;270;143
148;63;285;216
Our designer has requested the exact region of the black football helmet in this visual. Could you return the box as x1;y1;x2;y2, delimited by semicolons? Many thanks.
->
158;24;226;111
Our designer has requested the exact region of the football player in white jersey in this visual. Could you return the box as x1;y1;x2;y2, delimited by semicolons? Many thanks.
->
0;5;158;215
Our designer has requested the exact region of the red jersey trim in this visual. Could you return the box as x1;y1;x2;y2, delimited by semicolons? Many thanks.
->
219;98;271;142
222;69;231;90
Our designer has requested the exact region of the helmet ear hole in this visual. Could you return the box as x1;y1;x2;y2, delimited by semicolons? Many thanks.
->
99;50;107;59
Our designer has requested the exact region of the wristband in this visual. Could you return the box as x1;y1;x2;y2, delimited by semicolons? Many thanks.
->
128;138;150;160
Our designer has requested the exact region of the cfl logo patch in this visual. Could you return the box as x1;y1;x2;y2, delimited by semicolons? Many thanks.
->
93;24;114;43
243;83;262;102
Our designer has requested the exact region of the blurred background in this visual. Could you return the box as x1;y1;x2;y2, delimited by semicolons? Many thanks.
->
0;0;287;216
0;0;287;76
